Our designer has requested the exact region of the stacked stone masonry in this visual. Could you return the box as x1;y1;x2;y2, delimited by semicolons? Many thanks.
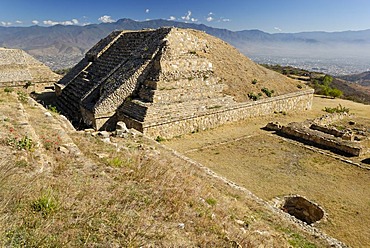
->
0;47;60;86
265;116;365;157
55;27;314;138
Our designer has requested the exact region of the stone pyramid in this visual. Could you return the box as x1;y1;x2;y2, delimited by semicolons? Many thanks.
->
56;27;313;138
0;47;60;85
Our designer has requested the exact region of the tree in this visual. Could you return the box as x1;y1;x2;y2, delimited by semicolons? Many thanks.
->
322;75;333;86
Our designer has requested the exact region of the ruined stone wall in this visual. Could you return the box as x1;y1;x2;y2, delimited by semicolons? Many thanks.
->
0;49;32;83
137;89;314;139
0;48;60;85
280;124;363;156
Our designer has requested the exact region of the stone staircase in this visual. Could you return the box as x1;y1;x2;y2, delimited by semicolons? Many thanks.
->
56;30;159;125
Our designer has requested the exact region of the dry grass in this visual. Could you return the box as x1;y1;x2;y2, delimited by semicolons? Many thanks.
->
190;29;307;102
165;96;370;247
0;89;329;247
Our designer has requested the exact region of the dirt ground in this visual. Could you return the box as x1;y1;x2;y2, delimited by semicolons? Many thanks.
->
165;96;370;247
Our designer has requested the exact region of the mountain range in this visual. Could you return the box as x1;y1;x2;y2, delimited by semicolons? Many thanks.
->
1;18;370;73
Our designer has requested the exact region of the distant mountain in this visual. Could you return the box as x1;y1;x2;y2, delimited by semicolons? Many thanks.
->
1;18;370;71
339;71;370;87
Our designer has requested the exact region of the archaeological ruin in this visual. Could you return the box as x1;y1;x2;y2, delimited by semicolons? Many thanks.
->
0;47;60;87
265;113;369;157
55;27;314;139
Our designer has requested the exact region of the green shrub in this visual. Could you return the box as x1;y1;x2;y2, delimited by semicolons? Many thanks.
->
15;159;28;167
106;157;130;168
4;87;13;93
261;87;274;97
16;91;28;103
155;136;165;142
328;88;343;98
31;190;58;217
205;198;217;206
251;79;258;85
47;105;59;114
323;104;349;114
247;92;260;101
8;135;34;151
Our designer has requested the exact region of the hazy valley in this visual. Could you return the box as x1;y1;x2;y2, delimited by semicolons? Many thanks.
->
1;18;370;75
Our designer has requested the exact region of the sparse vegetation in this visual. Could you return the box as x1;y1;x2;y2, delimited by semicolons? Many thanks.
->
47;105;59;114
252;79;258;85
31;189;58;217
106;157;131;168
314;75;343;98
261;65;359;102
323;104;349;114
7;135;34;151
16;91;28;103
4;87;13;93
0;90;332;247
155;136;166;142
23;81;33;89
206;105;222;110
205;198;217;206
261;87;274;97
288;233;317;248
248;92;260;101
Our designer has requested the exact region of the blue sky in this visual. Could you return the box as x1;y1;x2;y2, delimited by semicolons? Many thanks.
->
1;0;370;33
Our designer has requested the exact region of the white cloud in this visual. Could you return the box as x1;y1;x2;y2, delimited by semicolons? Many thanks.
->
209;12;213;15
221;18;230;22
1;21;12;26
32;20;39;25
182;11;191;21
15;20;23;24
43;18;80;26
206;16;214;22
274;27;282;32
182;11;197;22
145;9;149;13
98;15;115;23
43;20;59;25
169;16;176;21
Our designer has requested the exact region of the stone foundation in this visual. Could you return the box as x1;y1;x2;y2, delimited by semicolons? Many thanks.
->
119;89;313;139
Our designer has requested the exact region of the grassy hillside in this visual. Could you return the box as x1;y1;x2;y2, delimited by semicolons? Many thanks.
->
262;64;370;104
0;89;334;247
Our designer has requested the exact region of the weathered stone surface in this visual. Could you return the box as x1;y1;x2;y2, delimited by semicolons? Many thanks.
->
57;146;70;154
281;195;325;225
265;122;282;131
116;121;128;132
115;121;129;137
280;122;364;156
55;27;313;139
97;131;110;138
0;47;60;85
